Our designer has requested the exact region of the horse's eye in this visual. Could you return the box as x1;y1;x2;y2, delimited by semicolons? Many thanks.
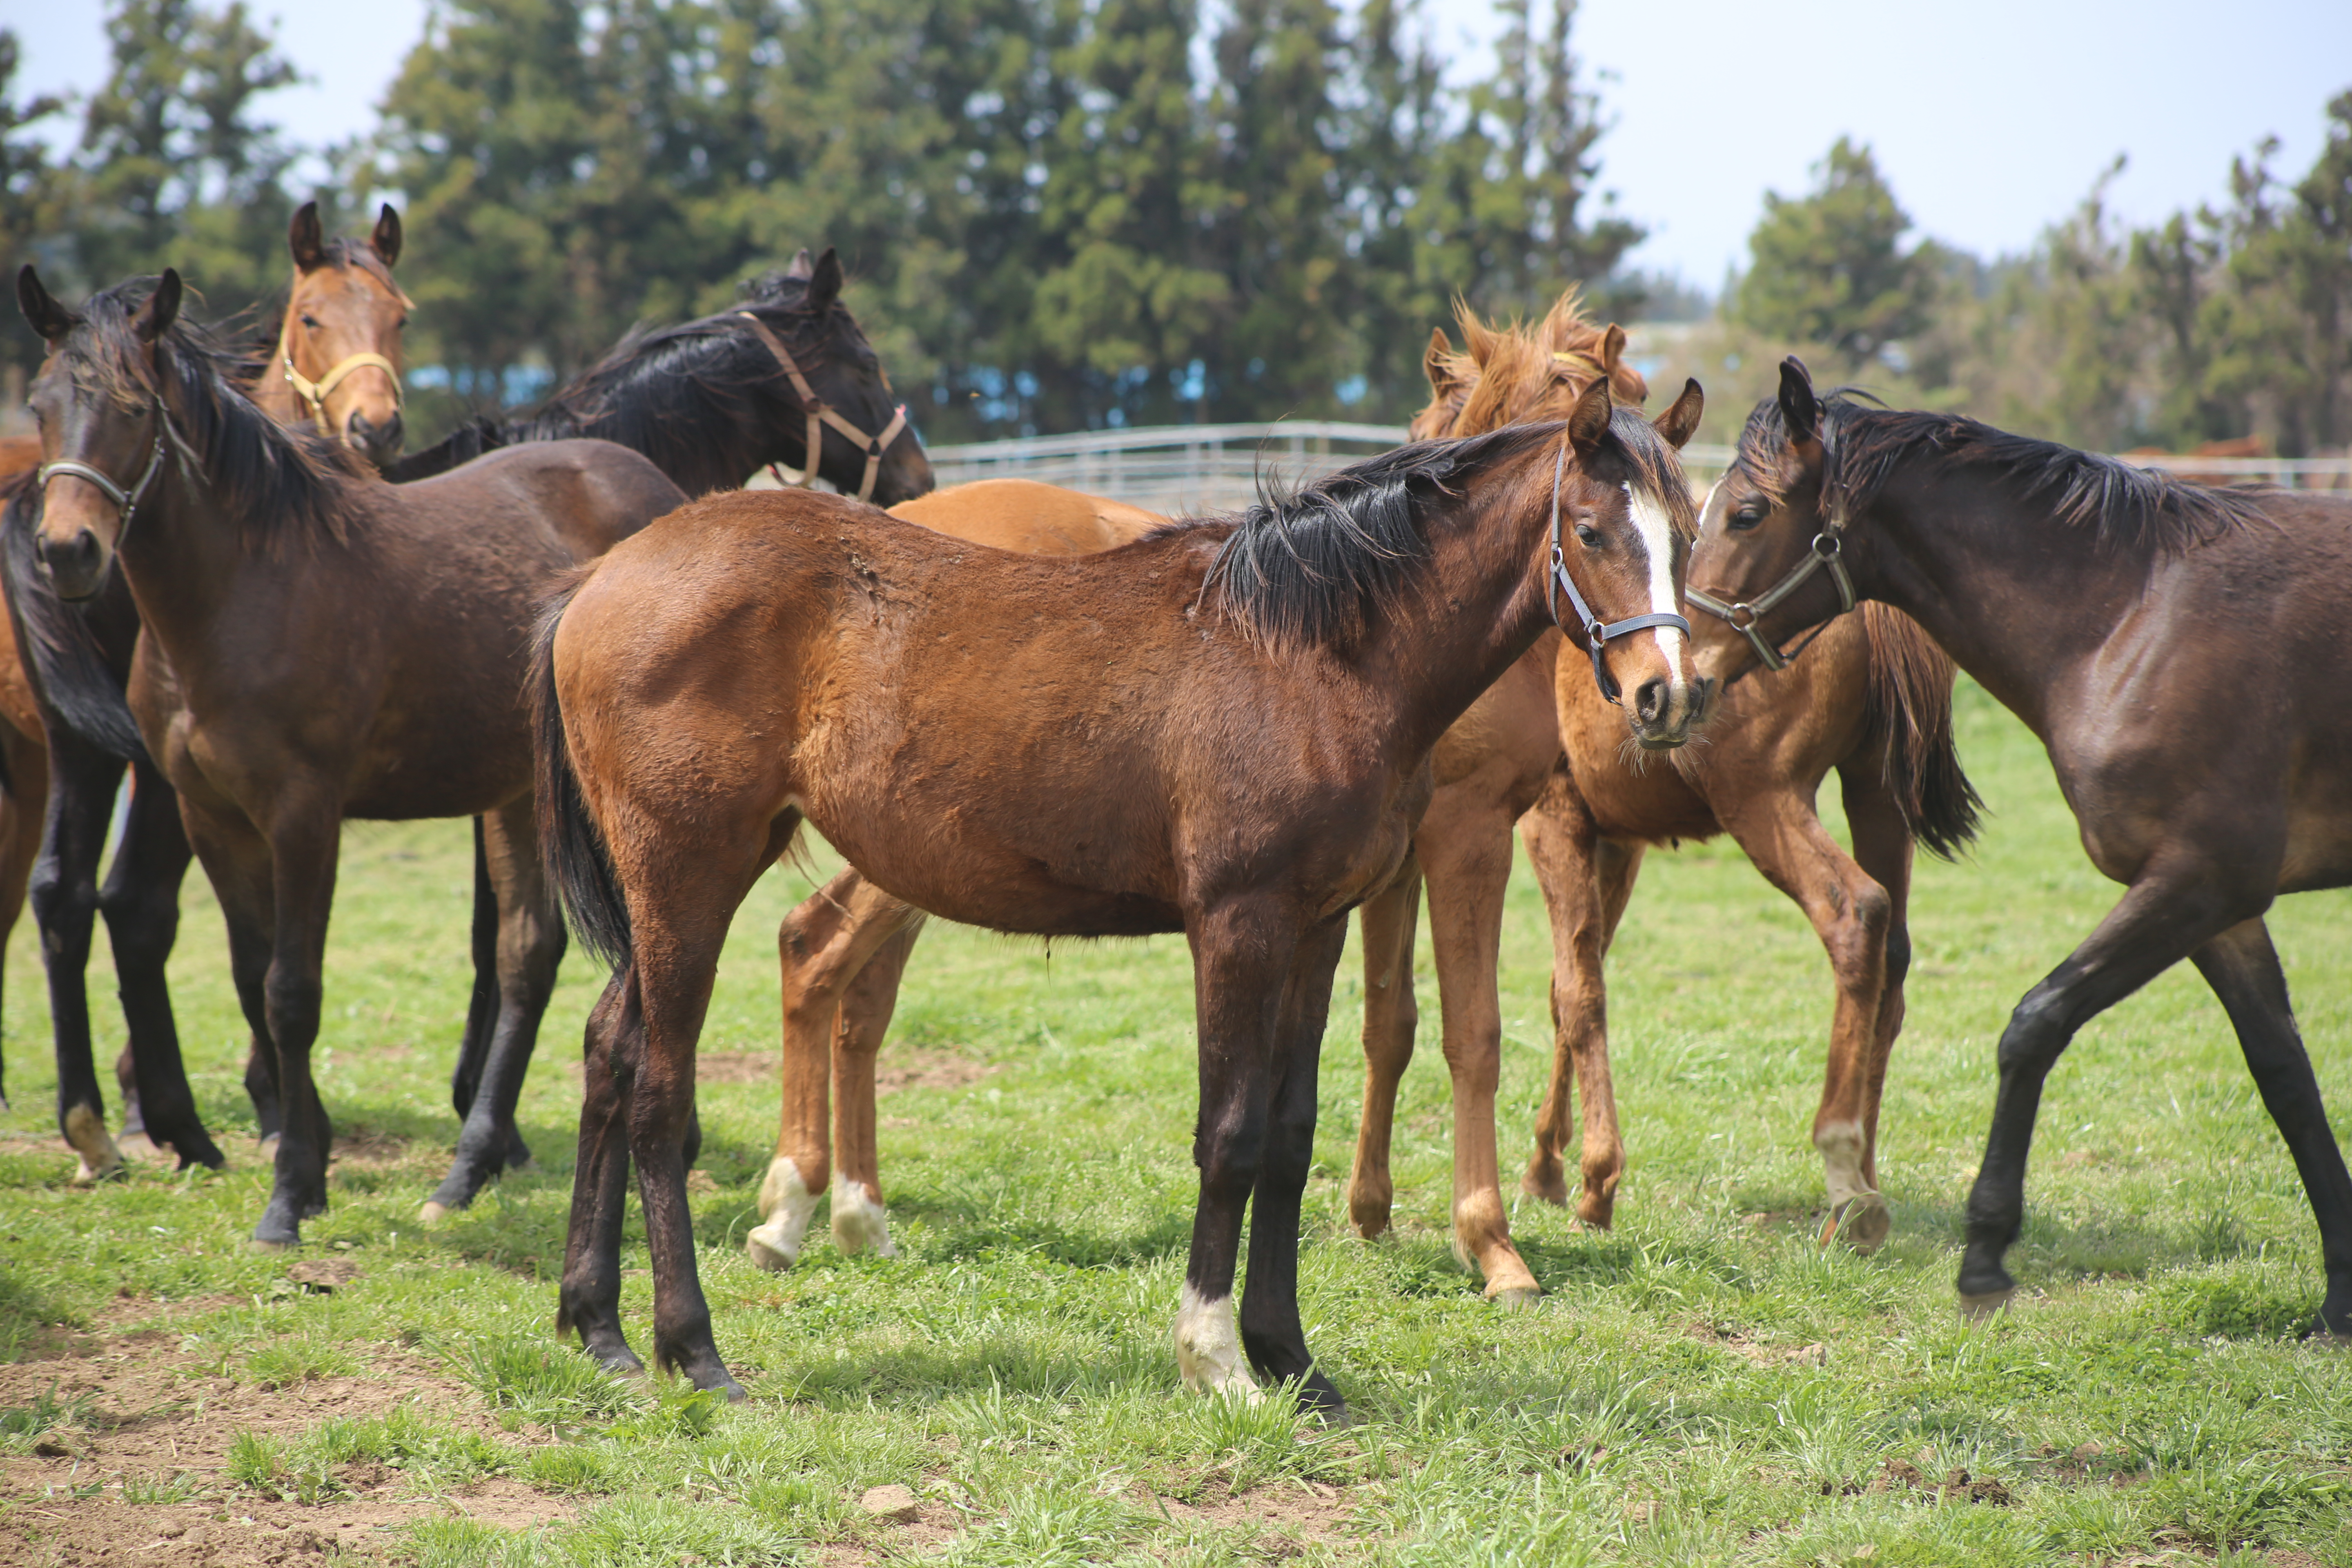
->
300;314;321;330
1729;507;1767;533
1574;524;1602;548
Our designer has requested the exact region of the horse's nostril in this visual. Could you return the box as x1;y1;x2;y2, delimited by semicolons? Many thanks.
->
1634;677;1667;725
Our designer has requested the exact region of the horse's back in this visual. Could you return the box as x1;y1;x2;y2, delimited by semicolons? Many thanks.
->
892;479;1165;556
396;437;686;564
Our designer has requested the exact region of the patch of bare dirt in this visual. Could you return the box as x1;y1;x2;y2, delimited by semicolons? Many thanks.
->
875;1049;996;1096
1684;1321;1828;1368
0;1311;571;1564
693;1051;777;1087
327;1128;430;1171
805;1475;1353;1566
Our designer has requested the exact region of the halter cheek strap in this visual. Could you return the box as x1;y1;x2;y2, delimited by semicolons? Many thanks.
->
284;352;403;436
735;313;909;504
1684;516;1855;673
36;413;169;544
1546;441;1691;705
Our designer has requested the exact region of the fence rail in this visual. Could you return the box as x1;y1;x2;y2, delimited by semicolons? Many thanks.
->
913;423;2351;514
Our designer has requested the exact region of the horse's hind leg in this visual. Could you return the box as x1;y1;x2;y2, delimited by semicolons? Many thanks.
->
1345;862;1420;1240
1420;801;1539;1303
424;797;566;1222
2190;920;2352;1337
749;869;922;1270
448;817;529;1168
1959;861;2250;1314
32;731;128;1184
831;915;924;1258
1517;778;1638;1228
560;966;644;1374
1840;754;1919;1232
1715;781;1897;1251
98;760;221;1170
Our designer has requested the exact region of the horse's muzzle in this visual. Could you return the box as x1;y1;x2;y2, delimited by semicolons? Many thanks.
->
39;526;109;601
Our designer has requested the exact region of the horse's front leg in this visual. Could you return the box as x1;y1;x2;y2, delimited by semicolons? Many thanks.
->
1345;859;1419;1240
1238;914;1350;1418
30;730;127;1183
1175;900;1294;1404
100;757;222;1170
424;796;566;1221
829;915;924;1258
0;717;47;1114
1714;780;1897;1251
1960;858;2256;1313
250;801;343;1247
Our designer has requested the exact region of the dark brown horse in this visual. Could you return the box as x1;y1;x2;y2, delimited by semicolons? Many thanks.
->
17;267;686;1247
1690;357;2352;1335
4;204;419;1184
535;381;1702;1407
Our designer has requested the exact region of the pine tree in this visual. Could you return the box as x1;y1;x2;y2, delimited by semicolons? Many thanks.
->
1735;137;1936;372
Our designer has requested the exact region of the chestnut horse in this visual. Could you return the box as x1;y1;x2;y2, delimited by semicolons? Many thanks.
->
1691;358;2352;1335
534;385;1702;1406
1349;306;1978;1276
17;267;686;1247
0;466;45;1111
3;205;420;1182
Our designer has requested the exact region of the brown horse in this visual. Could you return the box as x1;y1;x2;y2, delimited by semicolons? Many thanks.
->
17;267;686;1247
245;203;410;466
3;204;421;1185
0;465;44;1112
1346;305;1979;1284
535;384;1703;1405
1690;357;2352;1335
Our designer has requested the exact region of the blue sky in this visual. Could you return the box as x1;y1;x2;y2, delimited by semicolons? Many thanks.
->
12;0;2350;288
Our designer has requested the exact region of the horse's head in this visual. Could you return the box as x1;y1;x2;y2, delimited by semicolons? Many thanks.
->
1688;356;1851;690
19;266;180;599
737;247;932;505
1410;291;1653;442
281;202;410;466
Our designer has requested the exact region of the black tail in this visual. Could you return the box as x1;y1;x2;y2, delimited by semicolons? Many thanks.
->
1;480;149;764
1858;601;1984;860
532;576;633;969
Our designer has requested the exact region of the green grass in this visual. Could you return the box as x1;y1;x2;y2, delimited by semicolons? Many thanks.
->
3;678;2350;1564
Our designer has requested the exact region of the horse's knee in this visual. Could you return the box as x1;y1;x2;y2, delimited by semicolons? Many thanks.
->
99;878;180;969
1994;989;2070;1077
1882;920;1912;989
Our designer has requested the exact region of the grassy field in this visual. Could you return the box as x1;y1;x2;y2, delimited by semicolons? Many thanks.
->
2;678;2350;1566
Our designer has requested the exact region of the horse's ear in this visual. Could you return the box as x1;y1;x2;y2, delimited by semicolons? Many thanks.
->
290;200;326;271
1597;323;1626;378
1653;378;1704;450
17;264;76;343
133;270;181;344
1566;374;1612;459
1421;328;1450;396
807;247;843;310
1777;356;1818;444
784;248;815;280
370;203;403;267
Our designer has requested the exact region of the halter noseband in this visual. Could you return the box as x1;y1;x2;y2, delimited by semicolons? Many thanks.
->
1684;495;1855;673
284;352;402;437
1546;440;1691;705
735;312;909;504
36;405;169;545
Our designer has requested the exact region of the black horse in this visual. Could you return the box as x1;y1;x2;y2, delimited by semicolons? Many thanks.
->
7;247;931;1200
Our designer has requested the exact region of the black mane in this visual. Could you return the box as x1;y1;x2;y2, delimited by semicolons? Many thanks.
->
63;276;364;548
386;272;838;494
1739;394;2268;556
1194;411;1689;650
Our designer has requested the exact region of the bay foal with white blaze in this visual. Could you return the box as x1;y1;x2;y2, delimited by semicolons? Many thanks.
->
535;380;1704;1406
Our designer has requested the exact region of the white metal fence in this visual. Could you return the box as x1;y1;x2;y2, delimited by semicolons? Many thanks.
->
920;423;2349;512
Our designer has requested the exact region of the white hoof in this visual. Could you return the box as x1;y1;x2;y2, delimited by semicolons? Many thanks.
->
418;1200;451;1225
830;1178;896;1258
1174;1285;1262;1403
65;1105;123;1186
747;1156;820;1272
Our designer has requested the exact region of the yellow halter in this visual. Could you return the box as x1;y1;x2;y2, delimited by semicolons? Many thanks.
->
283;352;403;437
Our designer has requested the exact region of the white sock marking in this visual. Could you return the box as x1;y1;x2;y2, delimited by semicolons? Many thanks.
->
64;1103;121;1185
1173;1283;1262;1401
830;1176;897;1258
746;1155;822;1271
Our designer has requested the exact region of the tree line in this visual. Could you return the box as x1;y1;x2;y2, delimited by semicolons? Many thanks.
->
4;2;2346;454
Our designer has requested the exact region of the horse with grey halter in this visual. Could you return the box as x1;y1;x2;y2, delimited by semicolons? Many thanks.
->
1692;356;2352;1338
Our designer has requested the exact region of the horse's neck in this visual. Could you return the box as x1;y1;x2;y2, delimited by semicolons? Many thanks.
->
119;472;300;665
1861;467;2146;735
1352;491;1552;759
247;313;303;430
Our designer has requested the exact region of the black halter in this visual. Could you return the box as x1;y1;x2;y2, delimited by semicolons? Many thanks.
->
1546;440;1690;704
1684;484;1855;674
35;403;170;548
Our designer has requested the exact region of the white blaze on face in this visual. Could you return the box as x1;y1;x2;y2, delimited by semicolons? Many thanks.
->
1173;1283;1263;1402
746;1154;822;1271
1623;481;1687;672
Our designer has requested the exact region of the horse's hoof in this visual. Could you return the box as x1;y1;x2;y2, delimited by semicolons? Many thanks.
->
418;1200;452;1225
1958;1287;2014;1321
1823;1194;1891;1254
1520;1167;1570;1208
1488;1284;1542;1311
744;1225;798;1272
